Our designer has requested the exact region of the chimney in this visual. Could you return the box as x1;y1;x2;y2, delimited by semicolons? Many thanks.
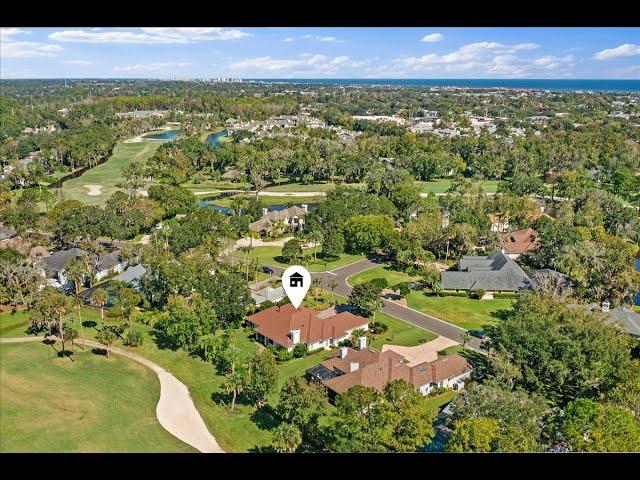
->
301;204;308;213
601;301;610;313
262;207;268;217
358;336;367;350
290;329;300;345
339;346;348;359
350;362;359;372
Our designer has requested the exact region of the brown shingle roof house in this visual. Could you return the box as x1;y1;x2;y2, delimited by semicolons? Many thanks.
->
498;228;540;259
247;304;369;352
307;342;473;401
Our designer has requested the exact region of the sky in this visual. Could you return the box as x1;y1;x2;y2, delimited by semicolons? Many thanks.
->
1;27;639;79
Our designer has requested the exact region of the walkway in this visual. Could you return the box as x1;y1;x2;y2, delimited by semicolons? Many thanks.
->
0;336;224;453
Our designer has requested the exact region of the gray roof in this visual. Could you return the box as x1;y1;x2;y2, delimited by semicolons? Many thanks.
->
251;286;285;305
41;248;122;274
113;264;146;284
0;226;18;241
528;269;572;289
586;304;640;337
441;251;531;292
41;248;86;273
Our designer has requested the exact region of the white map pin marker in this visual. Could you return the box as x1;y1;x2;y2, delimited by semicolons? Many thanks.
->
282;265;311;309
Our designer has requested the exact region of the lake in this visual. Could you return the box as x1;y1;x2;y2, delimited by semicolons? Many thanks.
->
205;130;229;146
144;129;183;140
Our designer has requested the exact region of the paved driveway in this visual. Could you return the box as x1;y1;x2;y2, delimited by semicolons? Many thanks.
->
265;256;486;353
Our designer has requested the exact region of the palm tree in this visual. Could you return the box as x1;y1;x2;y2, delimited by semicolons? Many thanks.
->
96;328;117;358
91;289;109;331
461;332;471;349
65;257;86;295
71;296;86;350
223;360;247;412
328;279;338;305
272;423;302;453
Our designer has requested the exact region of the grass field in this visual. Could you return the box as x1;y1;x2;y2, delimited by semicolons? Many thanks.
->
264;182;365;193
0;299;443;452
405;293;514;330
242;245;365;272
369;311;437;349
416;179;500;195
61;140;163;206
0;342;195;452
348;264;420;288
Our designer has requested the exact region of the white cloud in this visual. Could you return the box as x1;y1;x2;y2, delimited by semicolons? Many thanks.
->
114;62;192;72
1;28;30;42
421;33;443;43
1;41;63;58
49;28;251;44
302;34;342;43
229;54;367;74
398;41;540;69
62;59;93;65
283;37;294;43
594;44;640;60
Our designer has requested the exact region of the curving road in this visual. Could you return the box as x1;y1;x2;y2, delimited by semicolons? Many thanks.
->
265;257;485;353
0;336;224;453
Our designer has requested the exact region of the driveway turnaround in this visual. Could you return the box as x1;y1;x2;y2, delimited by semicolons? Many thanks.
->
265;257;485;353
0;336;224;453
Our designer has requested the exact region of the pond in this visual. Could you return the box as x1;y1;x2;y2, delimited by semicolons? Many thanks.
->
205;130;229;146
197;201;317;216
144;129;184;140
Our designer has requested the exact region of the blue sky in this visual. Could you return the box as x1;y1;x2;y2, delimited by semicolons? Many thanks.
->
1;27;639;79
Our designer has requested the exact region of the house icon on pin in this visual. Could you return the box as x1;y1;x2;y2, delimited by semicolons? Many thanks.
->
289;272;304;288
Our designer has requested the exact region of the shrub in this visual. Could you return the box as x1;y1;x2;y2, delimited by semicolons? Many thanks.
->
493;292;519;299
293;343;308;358
441;291;469;297
338;338;354;348
368;278;389;291
276;349;293;363
428;386;451;397
473;288;486;300
397;283;410;297
368;321;389;334
124;327;144;347
256;300;275;312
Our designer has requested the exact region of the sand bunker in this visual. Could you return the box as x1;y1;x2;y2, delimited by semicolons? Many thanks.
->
84;184;103;196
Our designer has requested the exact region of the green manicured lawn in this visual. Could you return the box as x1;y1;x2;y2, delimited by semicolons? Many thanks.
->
0;342;195;452
61;139;163;206
416;179;500;195
423;390;458;417
0;307;103;338
369;311;436;349
242;245;364;272
264;182;365;193
348;264;420;288
405;293;514;330
211;194;324;208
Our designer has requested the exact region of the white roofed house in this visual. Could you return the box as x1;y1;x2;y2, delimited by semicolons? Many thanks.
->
249;205;308;237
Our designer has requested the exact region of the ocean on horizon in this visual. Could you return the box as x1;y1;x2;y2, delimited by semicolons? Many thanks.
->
247;78;640;93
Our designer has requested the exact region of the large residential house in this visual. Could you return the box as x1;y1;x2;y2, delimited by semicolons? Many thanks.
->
249;205;307;236
441;251;531;296
246;304;369;352
38;247;125;291
307;342;473;402
498;228;540;259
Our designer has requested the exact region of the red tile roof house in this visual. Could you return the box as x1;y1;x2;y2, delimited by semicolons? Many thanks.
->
246;304;370;352
498;227;540;259
307;340;473;402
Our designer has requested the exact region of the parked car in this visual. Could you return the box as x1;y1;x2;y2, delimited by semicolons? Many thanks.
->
262;265;274;274
468;329;486;339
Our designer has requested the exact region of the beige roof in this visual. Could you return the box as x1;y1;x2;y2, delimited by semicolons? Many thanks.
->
249;206;306;232
381;337;458;366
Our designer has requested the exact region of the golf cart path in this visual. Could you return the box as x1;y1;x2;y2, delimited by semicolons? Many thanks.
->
0;336;224;453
